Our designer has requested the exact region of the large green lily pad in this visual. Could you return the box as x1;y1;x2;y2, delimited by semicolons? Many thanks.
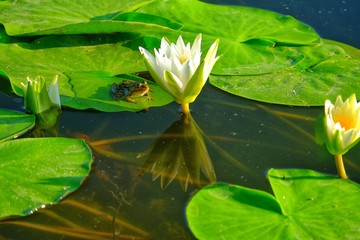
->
0;137;92;220
0;31;174;111
210;40;360;106
0;109;35;142
136;0;321;75
186;168;360;240
0;0;156;36
0;32;145;96
136;0;319;44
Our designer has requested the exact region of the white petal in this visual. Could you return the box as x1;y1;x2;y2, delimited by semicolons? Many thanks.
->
160;37;171;56
203;39;220;80
186;58;197;76
170;43;181;60
165;71;184;91
192;50;202;69
176;35;186;51
140;47;164;79
171;55;183;74
178;61;193;91
140;47;157;67
191;33;202;56
155;48;171;70
185;42;192;56
342;129;356;148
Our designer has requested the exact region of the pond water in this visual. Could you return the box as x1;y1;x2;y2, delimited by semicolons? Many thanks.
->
0;0;360;239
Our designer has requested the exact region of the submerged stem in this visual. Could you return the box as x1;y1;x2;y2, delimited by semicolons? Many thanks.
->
335;154;348;179
181;103;190;114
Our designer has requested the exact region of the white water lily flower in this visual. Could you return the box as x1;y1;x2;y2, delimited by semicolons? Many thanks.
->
139;34;220;106
21;75;61;114
324;94;360;155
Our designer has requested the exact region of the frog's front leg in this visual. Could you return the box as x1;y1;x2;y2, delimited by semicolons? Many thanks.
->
125;95;137;103
145;91;153;101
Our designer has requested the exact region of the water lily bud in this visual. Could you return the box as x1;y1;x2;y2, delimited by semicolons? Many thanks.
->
324;94;360;155
21;75;61;114
21;75;61;129
139;34;220;105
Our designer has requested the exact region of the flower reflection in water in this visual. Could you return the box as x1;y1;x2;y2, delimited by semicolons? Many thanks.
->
138;113;216;191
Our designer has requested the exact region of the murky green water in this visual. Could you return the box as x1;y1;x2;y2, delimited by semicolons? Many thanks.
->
0;0;359;239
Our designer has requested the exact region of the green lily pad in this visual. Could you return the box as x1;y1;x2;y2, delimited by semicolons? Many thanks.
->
0;30;173;111
23;12;183;36
0;0;156;36
0;0;321;76
136;0;321;75
137;0;319;44
210;40;360;106
0;32;145;96
0;137;92;220
0;109;35;142
186;169;360;240
64;72;173;112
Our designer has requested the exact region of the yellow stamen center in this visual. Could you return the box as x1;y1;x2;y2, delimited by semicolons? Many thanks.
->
333;114;355;131
179;53;190;64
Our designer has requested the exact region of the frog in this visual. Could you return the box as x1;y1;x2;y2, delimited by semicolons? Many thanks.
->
111;79;152;103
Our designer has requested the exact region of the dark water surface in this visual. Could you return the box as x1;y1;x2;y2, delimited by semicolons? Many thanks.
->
0;1;359;239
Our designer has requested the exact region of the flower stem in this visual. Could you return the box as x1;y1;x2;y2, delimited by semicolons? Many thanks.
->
335;154;348;179
181;103;190;114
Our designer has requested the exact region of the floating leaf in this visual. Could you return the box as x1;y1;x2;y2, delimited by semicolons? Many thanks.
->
0;33;147;95
186;168;360;240
137;0;319;44
0;138;92;220
136;0;321;75
0;0;156;36
0;0;321;76
0;109;35;142
0;31;173;111
210;40;360;106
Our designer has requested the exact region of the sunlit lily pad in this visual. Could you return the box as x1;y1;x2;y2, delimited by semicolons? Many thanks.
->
0;31;172;111
0;0;156;36
136;0;321;75
137;0;319;44
210;40;360;106
0;32;141;96
0;109;35;142
0;137;92;220
0;0;321;76
186;168;360;240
